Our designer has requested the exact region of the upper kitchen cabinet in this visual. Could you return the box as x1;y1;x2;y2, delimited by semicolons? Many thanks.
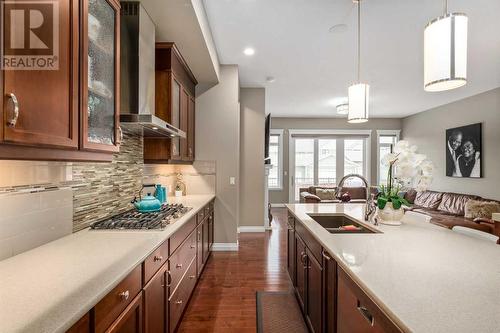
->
0;0;120;161
0;0;79;150
81;0;120;153
143;42;197;164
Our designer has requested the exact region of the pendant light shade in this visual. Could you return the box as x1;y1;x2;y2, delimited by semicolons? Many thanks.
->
336;103;349;115
347;0;369;123
424;1;468;92
348;83;369;123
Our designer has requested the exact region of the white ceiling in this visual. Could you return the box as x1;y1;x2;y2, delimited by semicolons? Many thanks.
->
203;0;500;118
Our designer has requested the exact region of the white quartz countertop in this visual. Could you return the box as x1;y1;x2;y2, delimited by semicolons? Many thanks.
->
0;194;215;333
286;203;500;333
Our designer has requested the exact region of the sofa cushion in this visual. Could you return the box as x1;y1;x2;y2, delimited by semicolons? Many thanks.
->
339;187;367;200
414;191;444;210
437;193;479;216
464;200;500;219
403;189;418;204
316;188;336;200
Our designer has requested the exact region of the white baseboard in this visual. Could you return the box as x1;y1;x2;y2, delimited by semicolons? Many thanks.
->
270;203;287;208
238;226;266;233
212;242;239;251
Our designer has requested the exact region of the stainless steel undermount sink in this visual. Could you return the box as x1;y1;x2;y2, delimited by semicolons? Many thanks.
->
307;214;379;234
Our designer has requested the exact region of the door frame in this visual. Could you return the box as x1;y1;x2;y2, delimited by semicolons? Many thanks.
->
288;129;372;203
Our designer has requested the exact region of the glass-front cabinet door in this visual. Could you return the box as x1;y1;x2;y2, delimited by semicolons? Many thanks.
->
81;0;120;152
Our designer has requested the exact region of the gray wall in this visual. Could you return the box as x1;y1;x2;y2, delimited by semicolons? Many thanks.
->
269;117;402;204
402;88;500;200
239;88;265;227
196;65;240;244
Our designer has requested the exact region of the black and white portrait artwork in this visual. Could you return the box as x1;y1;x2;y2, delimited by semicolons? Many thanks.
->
446;123;482;178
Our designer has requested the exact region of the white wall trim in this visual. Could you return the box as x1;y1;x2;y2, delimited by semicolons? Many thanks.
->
212;242;239;251
376;130;401;185
238;226;266;233
271;203;287;208
269;129;284;190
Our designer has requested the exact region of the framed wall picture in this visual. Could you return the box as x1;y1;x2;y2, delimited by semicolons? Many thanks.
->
446;123;482;178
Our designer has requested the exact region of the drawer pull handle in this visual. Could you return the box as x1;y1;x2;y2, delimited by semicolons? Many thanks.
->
118;290;130;301
189;275;196;279
190;245;196;249
153;255;163;262
166;271;172;287
175;300;183;305
357;306;375;326
322;250;332;261
6;93;19;128
176;264;183;269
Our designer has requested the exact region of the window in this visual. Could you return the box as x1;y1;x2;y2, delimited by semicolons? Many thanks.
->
377;130;400;186
289;130;371;201
268;130;283;190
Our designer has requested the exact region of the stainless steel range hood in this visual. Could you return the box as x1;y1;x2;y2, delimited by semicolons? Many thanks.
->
120;2;186;138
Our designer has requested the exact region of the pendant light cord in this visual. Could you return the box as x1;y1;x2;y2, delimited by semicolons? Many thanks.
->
357;0;361;83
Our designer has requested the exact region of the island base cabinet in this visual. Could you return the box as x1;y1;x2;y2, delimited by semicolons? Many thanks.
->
323;251;337;333
295;234;307;311
105;293;143;333
337;269;400;333
306;249;323;333
287;217;295;285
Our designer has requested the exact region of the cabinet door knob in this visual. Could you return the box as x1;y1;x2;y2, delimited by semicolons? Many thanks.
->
176;263;183;269
6;93;19;128
189;275;196;279
322;250;332;261
153;255;163;262
190;245;196;249
118;290;130;301
175;300;183;305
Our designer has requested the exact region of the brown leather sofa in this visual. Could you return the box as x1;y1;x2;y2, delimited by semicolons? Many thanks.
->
299;186;377;203
404;189;499;238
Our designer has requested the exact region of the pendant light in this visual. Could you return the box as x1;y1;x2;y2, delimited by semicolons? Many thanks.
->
348;0;369;123
424;0;468;92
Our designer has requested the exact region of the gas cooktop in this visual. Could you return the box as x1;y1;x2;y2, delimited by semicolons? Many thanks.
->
90;204;191;230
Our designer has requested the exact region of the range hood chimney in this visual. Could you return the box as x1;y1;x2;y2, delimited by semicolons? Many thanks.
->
120;2;186;138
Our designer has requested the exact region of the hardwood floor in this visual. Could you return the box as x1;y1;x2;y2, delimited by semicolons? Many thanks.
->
177;208;292;332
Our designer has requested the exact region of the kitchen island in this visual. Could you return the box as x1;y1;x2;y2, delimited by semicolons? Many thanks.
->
287;203;500;333
0;194;215;333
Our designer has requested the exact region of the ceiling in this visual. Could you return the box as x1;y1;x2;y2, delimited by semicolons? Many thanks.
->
202;0;500;118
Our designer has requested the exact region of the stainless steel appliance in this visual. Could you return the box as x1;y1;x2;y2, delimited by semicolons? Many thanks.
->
120;2;186;138
90;204;191;230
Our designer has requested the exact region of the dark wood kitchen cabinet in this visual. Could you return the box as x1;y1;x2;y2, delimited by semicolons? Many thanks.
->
80;0;121;153
295;233;307;311
323;250;337;333
287;216;296;285
0;0;79;150
144;42;197;164
106;293;143;333
306;248;323;333
0;0;120;161
143;266;168;333
66;200;215;333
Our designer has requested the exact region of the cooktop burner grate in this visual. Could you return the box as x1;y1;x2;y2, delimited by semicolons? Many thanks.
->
90;204;190;230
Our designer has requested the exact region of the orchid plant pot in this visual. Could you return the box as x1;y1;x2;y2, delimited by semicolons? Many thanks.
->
377;202;405;226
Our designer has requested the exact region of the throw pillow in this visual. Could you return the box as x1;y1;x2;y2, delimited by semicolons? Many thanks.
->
464;200;500;219
316;189;336;201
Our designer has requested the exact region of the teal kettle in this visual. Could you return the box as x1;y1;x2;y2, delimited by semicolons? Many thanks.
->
132;184;162;213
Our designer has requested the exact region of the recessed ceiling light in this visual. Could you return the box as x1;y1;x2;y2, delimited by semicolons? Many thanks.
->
243;47;255;56
266;76;276;83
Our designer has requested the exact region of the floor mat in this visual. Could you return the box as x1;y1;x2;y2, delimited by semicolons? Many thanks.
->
256;291;309;333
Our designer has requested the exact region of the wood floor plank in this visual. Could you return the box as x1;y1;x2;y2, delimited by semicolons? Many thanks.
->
177;208;292;332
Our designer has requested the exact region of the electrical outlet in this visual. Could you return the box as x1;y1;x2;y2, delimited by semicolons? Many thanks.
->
229;177;236;185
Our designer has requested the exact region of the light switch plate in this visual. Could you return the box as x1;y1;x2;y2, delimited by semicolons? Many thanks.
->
229;177;236;185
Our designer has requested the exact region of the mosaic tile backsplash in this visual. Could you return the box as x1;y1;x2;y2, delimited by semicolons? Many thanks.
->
0;130;216;232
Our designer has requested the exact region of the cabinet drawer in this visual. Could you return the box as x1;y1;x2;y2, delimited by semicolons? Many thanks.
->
143;239;169;284
95;265;142;333
169;230;197;293
197;207;206;223
295;219;322;264
168;257;197;333
170;216;196;254
66;313;90;333
337;268;402;333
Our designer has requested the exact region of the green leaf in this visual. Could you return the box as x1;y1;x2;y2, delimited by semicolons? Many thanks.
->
377;197;387;209
392;198;402;209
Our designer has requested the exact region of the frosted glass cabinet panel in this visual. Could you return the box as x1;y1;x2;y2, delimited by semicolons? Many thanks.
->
82;0;120;152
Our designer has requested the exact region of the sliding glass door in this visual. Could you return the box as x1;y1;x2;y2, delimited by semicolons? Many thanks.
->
290;136;368;202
